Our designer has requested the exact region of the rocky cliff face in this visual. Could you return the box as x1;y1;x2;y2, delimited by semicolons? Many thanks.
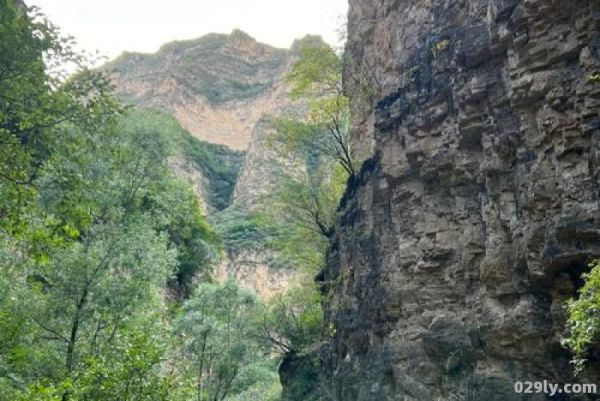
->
105;29;290;150
321;1;600;400
106;31;321;298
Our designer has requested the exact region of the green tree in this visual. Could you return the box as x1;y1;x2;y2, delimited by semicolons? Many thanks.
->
0;239;37;401
15;318;176;401
273;163;347;240
32;218;176;373
270;43;354;179
266;43;351;241
175;280;266;401
68;320;175;401
258;282;323;355
564;260;600;375
260;42;353;401
0;0;122;236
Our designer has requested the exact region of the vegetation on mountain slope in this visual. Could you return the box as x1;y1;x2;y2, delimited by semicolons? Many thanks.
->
178;134;245;211
211;205;282;253
0;3;333;400
119;109;246;212
3;1;598;401
105;31;288;105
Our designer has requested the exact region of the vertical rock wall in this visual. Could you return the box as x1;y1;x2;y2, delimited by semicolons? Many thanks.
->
323;1;600;400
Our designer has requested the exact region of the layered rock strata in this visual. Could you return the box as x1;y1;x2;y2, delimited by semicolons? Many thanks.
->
321;1;600;400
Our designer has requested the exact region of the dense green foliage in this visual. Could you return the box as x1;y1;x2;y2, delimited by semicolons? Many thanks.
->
178;133;245;211
564;260;600;375
109;110;224;295
0;3;352;401
174;280;280;401
0;3;226;400
211;206;283;253
0;101;221;399
0;0;123;239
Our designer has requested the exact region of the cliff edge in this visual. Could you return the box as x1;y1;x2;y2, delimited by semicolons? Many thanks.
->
320;1;600;400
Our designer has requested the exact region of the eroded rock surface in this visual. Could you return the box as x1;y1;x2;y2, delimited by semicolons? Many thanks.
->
167;156;212;215
107;32;324;297
322;1;600;400
216;248;297;299
105;30;289;150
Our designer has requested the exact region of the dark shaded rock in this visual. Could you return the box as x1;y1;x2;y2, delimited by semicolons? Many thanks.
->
319;0;600;400
279;352;326;401
458;24;492;69
423;317;475;376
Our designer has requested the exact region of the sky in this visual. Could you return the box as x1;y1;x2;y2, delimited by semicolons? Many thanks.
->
29;0;348;64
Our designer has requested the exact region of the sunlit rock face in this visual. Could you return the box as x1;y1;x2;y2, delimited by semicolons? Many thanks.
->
215;248;296;299
321;0;600;400
105;30;285;150
106;30;317;210
106;30;312;151
107;31;324;298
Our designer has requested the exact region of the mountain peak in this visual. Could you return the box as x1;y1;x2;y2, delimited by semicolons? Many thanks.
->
291;34;327;49
104;30;303;149
229;29;255;42
226;29;268;55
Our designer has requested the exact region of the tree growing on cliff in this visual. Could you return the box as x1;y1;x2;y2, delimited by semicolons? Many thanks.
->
258;44;349;375
272;163;347;239
564;260;600;375
270;43;355;180
266;43;353;241
258;280;323;355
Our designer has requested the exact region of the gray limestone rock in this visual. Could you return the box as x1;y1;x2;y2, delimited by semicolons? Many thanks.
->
318;0;600;400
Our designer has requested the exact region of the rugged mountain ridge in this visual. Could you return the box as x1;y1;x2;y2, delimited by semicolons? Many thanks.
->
105;31;323;297
106;29;288;150
318;1;600;400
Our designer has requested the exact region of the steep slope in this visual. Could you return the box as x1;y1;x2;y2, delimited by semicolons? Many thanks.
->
105;31;323;298
319;1;600;400
106;29;289;151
